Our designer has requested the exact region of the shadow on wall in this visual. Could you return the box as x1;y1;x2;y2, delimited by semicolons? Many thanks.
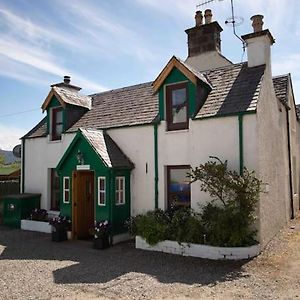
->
0;226;250;285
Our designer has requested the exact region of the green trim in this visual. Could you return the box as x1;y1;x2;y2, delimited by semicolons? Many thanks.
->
21;139;25;193
109;169;114;240
154;123;158;209
238;114;244;175
194;110;256;121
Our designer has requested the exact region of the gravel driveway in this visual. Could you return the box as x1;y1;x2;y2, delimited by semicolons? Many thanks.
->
0;218;300;300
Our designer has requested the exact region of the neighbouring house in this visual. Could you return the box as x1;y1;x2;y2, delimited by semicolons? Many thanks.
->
21;10;300;246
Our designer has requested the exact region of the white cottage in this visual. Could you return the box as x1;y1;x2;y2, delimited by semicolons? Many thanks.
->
21;11;299;246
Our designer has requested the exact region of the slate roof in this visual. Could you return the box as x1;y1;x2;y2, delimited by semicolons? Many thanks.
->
68;82;158;132
22;117;47;139
195;63;265;118
80;128;134;169
25;61;287;139
273;75;289;106
52;86;92;110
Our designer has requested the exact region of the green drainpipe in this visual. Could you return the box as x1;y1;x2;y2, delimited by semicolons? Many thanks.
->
109;169;114;242
21;138;25;193
154;123;158;209
238;114;244;176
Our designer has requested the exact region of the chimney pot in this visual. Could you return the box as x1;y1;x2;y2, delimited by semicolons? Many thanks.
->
64;75;71;84
250;15;264;33
204;9;212;24
195;10;203;27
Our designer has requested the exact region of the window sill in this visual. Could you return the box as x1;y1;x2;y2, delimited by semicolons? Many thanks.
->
47;135;62;144
165;129;189;134
115;203;126;206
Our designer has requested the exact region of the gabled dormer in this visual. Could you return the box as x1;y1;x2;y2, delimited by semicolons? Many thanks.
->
152;56;211;131
41;76;92;141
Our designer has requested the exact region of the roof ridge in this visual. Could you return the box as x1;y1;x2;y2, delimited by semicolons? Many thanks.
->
90;81;153;97
272;74;290;79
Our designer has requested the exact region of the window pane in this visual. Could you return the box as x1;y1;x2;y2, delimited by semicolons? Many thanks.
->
55;110;63;123
169;168;190;208
64;191;69;202
172;88;187;124
99;178;105;190
56;124;63;135
64;178;69;189
99;192;105;204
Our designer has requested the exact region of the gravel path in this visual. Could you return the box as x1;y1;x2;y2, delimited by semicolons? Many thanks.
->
0;218;300;300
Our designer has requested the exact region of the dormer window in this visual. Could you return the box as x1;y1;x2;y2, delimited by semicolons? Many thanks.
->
166;83;188;131
51;107;63;140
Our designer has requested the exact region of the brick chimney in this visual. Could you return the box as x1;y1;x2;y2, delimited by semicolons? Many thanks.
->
185;10;232;71
242;15;275;68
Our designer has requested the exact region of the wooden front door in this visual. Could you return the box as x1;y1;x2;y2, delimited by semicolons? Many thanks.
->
72;171;94;239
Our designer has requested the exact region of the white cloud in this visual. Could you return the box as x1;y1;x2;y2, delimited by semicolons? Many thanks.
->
0;5;107;92
57;0;159;63
0;35;106;92
0;124;26;151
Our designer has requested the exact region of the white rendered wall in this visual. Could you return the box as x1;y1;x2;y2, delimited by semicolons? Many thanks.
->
185;51;232;72
256;66;291;247
24;133;75;210
107;126;155;215
157;115;258;211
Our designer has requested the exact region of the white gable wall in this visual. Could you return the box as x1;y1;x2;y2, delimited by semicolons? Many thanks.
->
256;68;292;247
23;133;75;210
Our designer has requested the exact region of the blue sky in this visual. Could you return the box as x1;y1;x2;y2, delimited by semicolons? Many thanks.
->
0;0;299;150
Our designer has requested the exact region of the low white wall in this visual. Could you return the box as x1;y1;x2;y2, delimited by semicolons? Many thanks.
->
21;220;52;233
136;236;261;260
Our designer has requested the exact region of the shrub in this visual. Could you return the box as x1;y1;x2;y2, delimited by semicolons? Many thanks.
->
129;210;170;245
168;208;205;244
189;156;261;247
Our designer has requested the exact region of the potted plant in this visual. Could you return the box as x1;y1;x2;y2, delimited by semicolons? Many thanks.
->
49;215;71;242
30;208;48;222
92;220;110;249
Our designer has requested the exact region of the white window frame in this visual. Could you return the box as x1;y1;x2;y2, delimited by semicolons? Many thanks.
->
115;176;125;205
97;177;106;206
63;177;70;204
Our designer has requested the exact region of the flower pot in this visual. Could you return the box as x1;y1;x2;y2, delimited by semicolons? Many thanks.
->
52;229;67;242
93;236;110;249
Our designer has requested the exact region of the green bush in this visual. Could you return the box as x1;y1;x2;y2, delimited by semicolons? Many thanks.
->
169;208;205;244
129;209;170;245
129;157;261;248
190;156;261;247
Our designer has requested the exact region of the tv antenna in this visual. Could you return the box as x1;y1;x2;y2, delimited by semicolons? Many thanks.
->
196;0;224;8
196;0;246;61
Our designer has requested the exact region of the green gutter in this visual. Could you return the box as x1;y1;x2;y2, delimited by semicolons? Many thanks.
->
21;138;25;193
238;114;244;176
154;123;158;209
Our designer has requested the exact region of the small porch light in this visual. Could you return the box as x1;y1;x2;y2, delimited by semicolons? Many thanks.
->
77;150;84;165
